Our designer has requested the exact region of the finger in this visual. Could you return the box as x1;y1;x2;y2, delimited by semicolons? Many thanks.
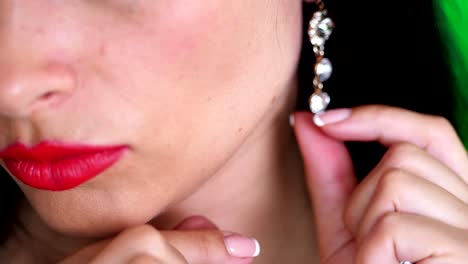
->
293;112;357;260
356;213;468;264
354;169;468;244
88;225;186;264
162;230;259;264
345;143;468;234
173;215;219;231
61;215;218;264
316;105;468;177
65;226;258;264
129;255;163;264
59;240;110;264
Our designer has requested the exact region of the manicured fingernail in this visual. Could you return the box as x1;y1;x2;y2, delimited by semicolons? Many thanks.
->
313;108;352;127
289;113;295;127
224;234;261;258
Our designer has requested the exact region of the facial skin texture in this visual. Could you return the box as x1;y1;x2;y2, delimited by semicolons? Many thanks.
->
0;0;304;238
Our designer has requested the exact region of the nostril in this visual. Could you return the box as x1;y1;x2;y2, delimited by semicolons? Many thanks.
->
41;91;55;100
36;90;66;109
0;62;75;117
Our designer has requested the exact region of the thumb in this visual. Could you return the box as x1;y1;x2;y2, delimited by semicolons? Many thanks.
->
292;112;357;260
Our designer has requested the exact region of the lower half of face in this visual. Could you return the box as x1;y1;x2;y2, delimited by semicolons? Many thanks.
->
0;0;303;237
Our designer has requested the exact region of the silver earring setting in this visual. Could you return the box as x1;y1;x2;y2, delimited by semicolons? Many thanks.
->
308;1;334;114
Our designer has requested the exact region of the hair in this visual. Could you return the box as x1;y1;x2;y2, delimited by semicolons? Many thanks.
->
0;0;453;246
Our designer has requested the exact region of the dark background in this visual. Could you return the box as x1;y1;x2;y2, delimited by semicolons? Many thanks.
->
0;1;455;245
298;1;454;179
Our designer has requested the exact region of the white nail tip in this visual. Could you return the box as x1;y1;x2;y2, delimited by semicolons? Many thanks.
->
313;114;325;127
252;238;261;257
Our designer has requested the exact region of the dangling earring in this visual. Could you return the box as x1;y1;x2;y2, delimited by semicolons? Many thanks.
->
307;0;334;114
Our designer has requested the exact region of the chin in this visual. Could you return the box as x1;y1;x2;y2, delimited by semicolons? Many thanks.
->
25;184;174;238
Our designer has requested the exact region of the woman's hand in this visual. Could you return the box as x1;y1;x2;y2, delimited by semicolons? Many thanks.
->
293;105;468;263
60;216;259;264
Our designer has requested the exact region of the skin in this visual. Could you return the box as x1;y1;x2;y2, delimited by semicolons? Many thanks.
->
1;1;468;264
0;0;303;235
294;107;468;263
0;0;316;263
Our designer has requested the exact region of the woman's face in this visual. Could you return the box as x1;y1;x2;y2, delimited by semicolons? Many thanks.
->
0;1;303;236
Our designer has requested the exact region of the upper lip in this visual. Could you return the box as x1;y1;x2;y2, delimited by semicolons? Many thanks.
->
0;141;128;161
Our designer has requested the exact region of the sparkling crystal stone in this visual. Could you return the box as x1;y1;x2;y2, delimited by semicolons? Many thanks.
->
315;58;333;82
309;92;330;114
308;12;334;47
310;11;324;25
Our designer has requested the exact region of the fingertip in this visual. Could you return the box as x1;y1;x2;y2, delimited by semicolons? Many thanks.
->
292;111;319;136
314;109;352;127
173;215;219;230
252;238;261;257
313;113;325;127
224;234;261;258
293;111;342;161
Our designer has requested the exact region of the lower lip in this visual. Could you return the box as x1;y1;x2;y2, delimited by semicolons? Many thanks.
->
2;148;127;191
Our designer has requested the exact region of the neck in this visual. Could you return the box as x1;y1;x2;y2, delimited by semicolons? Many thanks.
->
6;87;319;263
153;86;319;263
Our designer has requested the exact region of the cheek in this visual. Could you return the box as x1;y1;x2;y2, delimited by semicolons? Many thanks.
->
141;1;257;86
156;2;223;64
93;1;255;144
93;1;234;105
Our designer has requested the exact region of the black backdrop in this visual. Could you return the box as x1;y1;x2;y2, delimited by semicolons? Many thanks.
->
298;0;454;179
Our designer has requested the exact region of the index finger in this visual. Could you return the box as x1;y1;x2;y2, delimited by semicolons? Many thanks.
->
316;105;468;177
162;230;258;264
293;112;356;261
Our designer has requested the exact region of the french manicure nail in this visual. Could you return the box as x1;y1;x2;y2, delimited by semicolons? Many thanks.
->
224;234;261;258
313;108;352;127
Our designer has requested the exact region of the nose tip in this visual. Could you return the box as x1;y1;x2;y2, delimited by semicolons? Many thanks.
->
0;63;75;118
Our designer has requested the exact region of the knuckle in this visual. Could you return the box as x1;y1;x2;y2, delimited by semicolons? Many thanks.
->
378;168;408;195
432;115;453;130
129;254;160;264
384;143;419;167
374;212;402;236
361;104;388;113
359;105;390;121
197;234;213;260
429;115;456;138
193;231;226;260
387;142;419;161
120;225;168;252
373;169;408;212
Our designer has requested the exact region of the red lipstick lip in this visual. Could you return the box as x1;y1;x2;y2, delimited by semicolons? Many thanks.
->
0;142;129;191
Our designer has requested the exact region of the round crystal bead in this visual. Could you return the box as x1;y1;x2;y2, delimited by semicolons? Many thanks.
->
315;58;333;82
308;12;334;47
309;92;330;114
